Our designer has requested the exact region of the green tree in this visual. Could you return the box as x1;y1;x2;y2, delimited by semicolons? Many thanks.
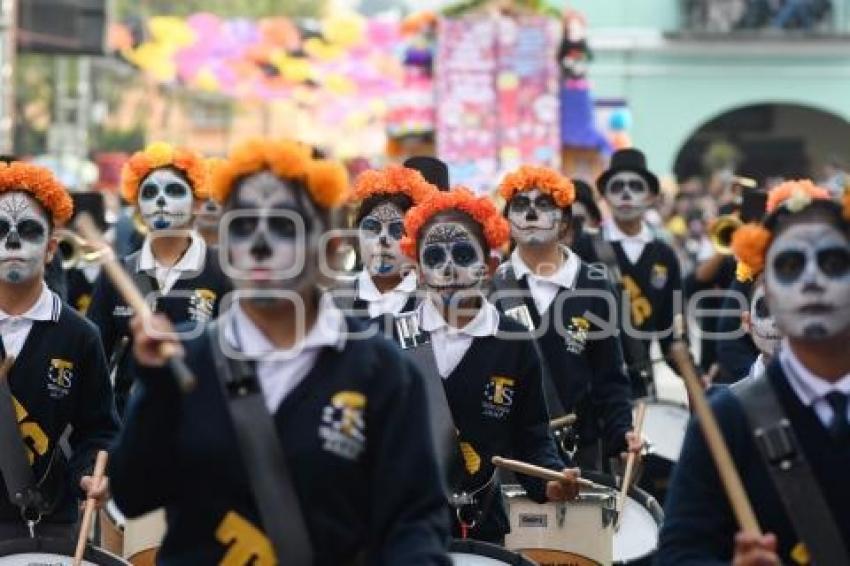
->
113;0;327;20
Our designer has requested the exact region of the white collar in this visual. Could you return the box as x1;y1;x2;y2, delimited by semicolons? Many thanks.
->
419;295;500;338
780;339;850;406
603;219;654;244
138;231;206;273
356;269;418;302
510;246;579;290
0;282;57;322
223;293;346;360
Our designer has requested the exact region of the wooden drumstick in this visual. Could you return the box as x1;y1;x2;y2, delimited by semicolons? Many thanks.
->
76;214;196;392
549;413;577;430
74;450;109;566
615;400;646;531
491;456;606;491
668;315;761;535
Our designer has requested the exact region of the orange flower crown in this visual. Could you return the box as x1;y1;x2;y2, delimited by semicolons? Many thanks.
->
498;165;576;209
210;138;349;210
351;165;438;207
401;188;510;259
0;162;73;224
843;184;850;222
121;142;208;203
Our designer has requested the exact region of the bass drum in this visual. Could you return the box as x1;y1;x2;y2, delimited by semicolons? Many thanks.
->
0;537;129;565
100;503;162;566
450;540;536;565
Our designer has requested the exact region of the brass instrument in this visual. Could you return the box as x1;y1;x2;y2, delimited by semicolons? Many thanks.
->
709;215;743;255
55;230;110;269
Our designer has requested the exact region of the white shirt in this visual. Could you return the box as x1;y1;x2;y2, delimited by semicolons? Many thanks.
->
745;354;768;381
781;340;850;428
0;283;59;358
222;294;346;412
138;231;207;294
419;296;501;378
356;270;418;319
510;246;580;316
603;219;654;264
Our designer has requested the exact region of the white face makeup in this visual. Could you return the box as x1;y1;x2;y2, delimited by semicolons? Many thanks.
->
0;192;50;284
224;171;322;292
765;222;850;341
358;201;406;277
508;189;563;246
749;281;781;357
137;168;194;231
419;220;487;305
605;171;652;221
195;198;222;231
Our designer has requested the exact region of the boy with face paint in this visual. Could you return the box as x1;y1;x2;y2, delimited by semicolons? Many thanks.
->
87;142;232;416
738;275;783;379
492;166;641;469
596;148;685;397
400;188;579;544
110;139;452;565
658;181;850;566
0;162;119;539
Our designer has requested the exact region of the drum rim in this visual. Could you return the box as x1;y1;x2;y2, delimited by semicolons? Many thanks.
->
582;470;665;525
449;539;537;565
642;399;689;411
0;536;129;565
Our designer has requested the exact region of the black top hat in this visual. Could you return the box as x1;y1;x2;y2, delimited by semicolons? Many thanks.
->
403;156;450;191
597;148;659;194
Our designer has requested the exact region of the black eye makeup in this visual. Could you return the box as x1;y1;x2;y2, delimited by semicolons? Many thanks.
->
772;250;806;283
16;219;46;242
609;180;648;195
0;219;9;239
359;218;381;235
164;183;189;198
388;221;405;241
510;195;531;213
420;242;479;268
817;247;850;278
140;184;159;200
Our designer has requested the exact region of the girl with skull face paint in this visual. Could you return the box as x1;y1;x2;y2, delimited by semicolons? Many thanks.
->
659;181;850;566
87;142;232;416
400;188;579;544
0;162;119;539
111;139;452;566
492;165;640;470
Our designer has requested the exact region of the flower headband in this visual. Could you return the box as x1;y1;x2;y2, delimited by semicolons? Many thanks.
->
498;165;576;209
401;188;510;259
210;138;349;210
732;179;834;282
351;164;438;207
0;162;73;225
121;142;208;203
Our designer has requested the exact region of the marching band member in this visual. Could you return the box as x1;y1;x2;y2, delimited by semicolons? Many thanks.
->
658;181;850;565
399;188;579;543
738;274;782;381
87;142;231;415
0;162;118;539
491;165;639;469
109;139;451;565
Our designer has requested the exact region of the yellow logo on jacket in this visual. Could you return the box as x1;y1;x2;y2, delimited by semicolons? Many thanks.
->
622;275;652;326
215;511;275;566
189;288;217;322
47;358;74;399
483;376;515;419
320;391;366;461
12;397;48;464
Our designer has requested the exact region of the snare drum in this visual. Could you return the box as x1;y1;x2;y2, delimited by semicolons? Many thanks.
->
450;539;536;565
99;504;162;566
0;537;129;565
639;400;690;501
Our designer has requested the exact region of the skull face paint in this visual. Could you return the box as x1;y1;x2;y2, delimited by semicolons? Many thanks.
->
749;281;781;357
358;201;406;277
224;171;322;292
0;192;50;284
765;223;850;341
508;189;563;246
419;221;487;304
195;198;222;232
605;171;652;221
137;168;194;231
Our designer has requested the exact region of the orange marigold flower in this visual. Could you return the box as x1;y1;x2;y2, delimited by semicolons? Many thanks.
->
401;187;510;259
0;162;73;225
842;185;850;222
307;160;350;209
121;142;207;203
351;165;438;206
731;223;772;278
766;179;830;214
498;165;576;209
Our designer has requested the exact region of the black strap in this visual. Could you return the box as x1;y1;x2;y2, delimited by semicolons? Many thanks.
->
732;373;850;565
207;322;314;565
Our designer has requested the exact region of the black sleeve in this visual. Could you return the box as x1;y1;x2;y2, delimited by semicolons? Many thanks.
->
367;350;451;566
512;339;566;503
657;246;685;360
86;271;119;360
68;326;121;497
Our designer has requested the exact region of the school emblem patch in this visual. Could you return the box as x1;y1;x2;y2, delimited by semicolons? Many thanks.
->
483;376;515;419
320;391;366;461
46;358;74;399
564;316;590;355
650;263;668;290
188;288;217;322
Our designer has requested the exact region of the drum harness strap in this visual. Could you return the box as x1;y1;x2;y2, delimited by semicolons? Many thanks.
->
732;371;850;565
208;321;314;565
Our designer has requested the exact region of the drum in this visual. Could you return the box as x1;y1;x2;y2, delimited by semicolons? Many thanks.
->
450;539;536;565
639;400;690;501
0;537;129;565
99;504;162;566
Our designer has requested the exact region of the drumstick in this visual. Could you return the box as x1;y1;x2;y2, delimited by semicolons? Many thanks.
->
615;401;646;531
668;315;761;535
0;356;14;382
73;450;109;566
76;214;196;392
549;413;577;430
491;456;606;491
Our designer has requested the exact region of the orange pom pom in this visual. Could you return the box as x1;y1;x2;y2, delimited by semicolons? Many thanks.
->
120;142;207;203
731;223;772;279
766;179;830;214
498;165;576;209
842;185;850;223
351;165;438;206
307;160;350;208
0;162;73;225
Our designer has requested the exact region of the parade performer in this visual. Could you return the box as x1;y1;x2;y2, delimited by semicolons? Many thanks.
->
87;142;231;415
491;165;640;469
399;188;579;543
109;138;452;565
658;181;850;565
0;162;118;539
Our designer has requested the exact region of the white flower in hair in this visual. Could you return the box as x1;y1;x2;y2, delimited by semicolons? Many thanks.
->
784;187;812;213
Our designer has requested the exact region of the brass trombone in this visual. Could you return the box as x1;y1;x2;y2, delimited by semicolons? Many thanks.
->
55;230;110;270
709;215;743;255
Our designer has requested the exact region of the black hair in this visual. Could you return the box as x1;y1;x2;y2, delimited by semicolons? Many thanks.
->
417;209;489;258
571;179;602;225
354;193;414;225
766;199;848;240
